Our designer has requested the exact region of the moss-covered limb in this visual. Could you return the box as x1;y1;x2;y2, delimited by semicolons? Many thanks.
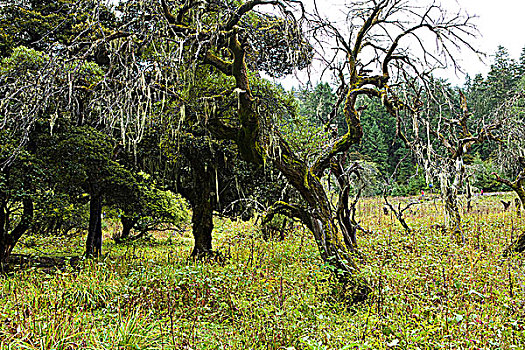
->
229;32;251;93
312;87;382;176
224;0;290;32
204;51;233;76
493;169;525;208
225;31;264;164
262;201;312;230
269;147;369;297
313;0;427;177
330;160;363;250
160;0;198;26
350;3;383;79
206;118;239;142
359;75;389;88
264;135;365;273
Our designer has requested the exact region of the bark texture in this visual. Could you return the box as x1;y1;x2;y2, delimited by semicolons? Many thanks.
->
0;197;33;267
85;192;103;257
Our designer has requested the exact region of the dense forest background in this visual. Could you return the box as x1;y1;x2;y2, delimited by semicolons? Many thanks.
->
295;45;525;196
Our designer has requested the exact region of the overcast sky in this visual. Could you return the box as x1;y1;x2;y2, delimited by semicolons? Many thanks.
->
278;0;525;88
444;0;525;82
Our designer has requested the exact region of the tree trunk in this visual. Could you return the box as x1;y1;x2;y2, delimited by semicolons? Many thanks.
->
269;154;370;302
114;215;137;243
0;197;33;268
0;235;16;268
443;187;463;242
337;181;359;251
466;180;473;212
85;193;103;257
190;170;214;257
439;159;465;243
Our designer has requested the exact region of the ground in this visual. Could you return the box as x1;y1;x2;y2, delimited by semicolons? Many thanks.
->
1;193;524;349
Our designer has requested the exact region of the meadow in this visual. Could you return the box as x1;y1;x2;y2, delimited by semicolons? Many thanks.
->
1;193;524;349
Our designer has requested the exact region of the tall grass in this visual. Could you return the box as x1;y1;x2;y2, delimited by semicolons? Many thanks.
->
1;193;524;349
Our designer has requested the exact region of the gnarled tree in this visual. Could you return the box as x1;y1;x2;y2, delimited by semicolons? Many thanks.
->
398;84;500;241
145;0;478;299
0;0;479;300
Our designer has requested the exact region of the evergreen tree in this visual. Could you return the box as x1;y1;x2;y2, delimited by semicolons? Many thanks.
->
517;46;525;77
485;46;519;108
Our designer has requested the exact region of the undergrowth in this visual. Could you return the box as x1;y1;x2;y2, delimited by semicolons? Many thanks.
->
1;193;524;349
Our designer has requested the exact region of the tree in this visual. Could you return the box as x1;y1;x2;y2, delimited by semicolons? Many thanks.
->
147;0;477;299
40;123;138;257
485;46;519;107
137;118;293;257
109;172;188;243
0;0;479;300
0;1;142;258
0;132;40;266
398;79;503;240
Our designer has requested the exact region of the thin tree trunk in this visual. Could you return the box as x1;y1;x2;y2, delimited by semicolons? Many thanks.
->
444;187;463;243
85;193;103;257
0;197;33;268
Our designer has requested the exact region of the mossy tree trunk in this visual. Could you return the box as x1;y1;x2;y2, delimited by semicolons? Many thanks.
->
214;32;370;297
190;192;213;257
171;140;217;258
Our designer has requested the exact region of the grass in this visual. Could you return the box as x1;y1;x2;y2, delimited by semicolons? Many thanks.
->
1;193;525;349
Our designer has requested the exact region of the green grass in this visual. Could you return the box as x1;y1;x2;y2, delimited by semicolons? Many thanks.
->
1;193;525;349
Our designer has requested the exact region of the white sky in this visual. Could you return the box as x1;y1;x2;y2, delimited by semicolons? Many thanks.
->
442;0;525;83
277;0;525;88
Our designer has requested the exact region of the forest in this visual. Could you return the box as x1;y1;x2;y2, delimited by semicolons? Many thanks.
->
1;0;525;348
